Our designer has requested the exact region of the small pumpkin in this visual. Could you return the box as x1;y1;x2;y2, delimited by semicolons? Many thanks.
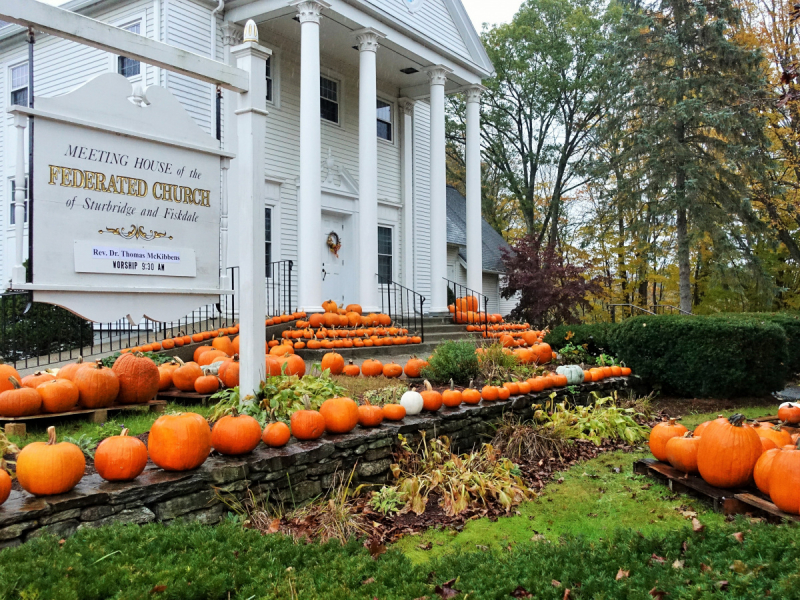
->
263;421;291;447
218;357;240;388
0;377;42;417
343;361;360;377
462;380;481;405
778;402;800;424
697;413;762;488
36;379;79;413
212;413;262;455
148;412;212;471
113;353;160;404
403;357;428;379
481;385;499;401
400;387;424;415
649;418;688;462
16;426;85;495
442;379;462;408
358;399;384;427
383;362;403;378
361;359;384;377
195;375;220;395
665;432;700;474
321;352;345;375
420;380;443;412
211;334;234;356
290;396;326;440
94;428;148;481
382;403;406;421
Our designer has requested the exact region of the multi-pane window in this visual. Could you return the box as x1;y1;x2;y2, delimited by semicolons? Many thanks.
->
265;207;272;278
377;100;392;141
10;178;28;225
378;226;392;284
265;56;273;103
10;63;28;107
117;22;141;78
320;76;339;124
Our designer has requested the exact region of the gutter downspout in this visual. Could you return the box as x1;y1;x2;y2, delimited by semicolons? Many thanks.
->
211;0;224;136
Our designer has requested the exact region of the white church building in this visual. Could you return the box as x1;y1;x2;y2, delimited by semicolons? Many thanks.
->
0;0;517;316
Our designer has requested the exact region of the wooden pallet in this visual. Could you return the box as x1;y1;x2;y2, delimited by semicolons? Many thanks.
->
634;458;800;522
156;389;216;406
1;400;166;437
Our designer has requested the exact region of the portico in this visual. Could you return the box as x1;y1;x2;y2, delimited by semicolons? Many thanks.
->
220;0;492;314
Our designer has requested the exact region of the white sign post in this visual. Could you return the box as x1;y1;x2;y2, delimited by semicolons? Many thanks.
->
9;73;234;324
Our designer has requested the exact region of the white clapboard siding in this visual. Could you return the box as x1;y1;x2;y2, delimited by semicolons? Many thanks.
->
412;100;432;300
365;0;471;62
483;272;499;314
498;276;519;316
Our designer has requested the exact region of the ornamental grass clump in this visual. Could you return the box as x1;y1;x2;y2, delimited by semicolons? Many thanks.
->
389;433;535;516
490;413;567;463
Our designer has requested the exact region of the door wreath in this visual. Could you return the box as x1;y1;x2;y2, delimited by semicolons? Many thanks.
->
326;231;342;258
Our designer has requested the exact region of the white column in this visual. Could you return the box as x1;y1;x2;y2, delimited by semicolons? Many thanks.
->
464;85;484;295
219;157;231;291
221;22;243;279
425;65;452;314
355;27;385;314
232;21;270;398
399;97;415;291
292;0;329;314
12;114;27;285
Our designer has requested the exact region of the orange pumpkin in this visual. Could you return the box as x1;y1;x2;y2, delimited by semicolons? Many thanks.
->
74;363;120;408
361;359;384;377
212;413;262;455
36;379;79;413
503;381;520;396
420;380;443;412
194;375;220;395
270;354;305;377
481;385;499;401
262;421;291;447
321;352;345;375
343;361;360;377
290;397;325;440
768;441;800;513
442;380;462;408
218;357;240;388
382;403;406;421
358;399;384;427
212;334;234;356
172;360;203;392
113;353;160;404
148;413;212;471
21;371;56;389
193;345;214;362
383;362;403;378
0;469;10;505
649;418;689;462
55;358;88;382
198;350;230;367
16;426;85;495
778;402;800;424
95;428;148;482
0;365;21;393
0;377;42;416
320;397;359;434
697;413;762;488
404;357;428;378
754;447;782;495
665;432;700;474
754;422;793;448
158;363;176;391
462;382;481;405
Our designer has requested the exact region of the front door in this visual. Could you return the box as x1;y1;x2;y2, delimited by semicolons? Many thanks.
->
321;213;346;307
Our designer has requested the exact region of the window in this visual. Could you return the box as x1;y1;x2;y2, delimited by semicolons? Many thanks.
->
320;76;339;124
117;21;141;78
10;63;28;107
265;207;272;278
265;56;273;103
10;178;28;225
377;100;392;141
378;226;392;284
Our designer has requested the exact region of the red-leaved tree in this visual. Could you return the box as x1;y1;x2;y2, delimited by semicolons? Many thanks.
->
500;237;603;327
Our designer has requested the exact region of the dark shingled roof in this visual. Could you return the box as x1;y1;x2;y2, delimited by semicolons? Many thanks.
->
446;185;510;274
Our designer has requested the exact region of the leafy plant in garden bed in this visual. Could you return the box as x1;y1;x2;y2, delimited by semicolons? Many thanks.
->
388;433;535;516
420;340;480;384
100;351;176;367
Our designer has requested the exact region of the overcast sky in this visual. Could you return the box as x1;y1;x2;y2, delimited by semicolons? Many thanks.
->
42;0;522;29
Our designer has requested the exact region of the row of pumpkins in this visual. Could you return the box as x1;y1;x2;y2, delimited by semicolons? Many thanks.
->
448;295;506;325
649;403;800;514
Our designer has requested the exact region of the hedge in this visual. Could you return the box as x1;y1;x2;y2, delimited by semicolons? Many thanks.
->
610;315;789;398
708;312;800;375
544;323;615;354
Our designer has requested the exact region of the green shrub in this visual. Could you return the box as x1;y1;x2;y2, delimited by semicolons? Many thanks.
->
545;323;615;354
421;340;479;384
708;312;800;375
610;315;789;398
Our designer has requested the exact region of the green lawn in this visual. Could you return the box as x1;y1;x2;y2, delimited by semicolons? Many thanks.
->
676;405;775;430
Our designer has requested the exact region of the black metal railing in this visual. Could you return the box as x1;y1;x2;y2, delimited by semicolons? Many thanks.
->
609;303;694;323
267;260;295;317
0;266;238;370
377;276;426;342
444;278;489;336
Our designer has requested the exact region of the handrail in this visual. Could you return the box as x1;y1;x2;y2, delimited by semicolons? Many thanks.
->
443;277;489;336
266;259;294;317
608;303;694;323
376;275;426;342
608;303;655;323
654;303;694;316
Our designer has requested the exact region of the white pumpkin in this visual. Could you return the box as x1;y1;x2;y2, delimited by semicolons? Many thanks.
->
400;389;424;415
556;365;584;385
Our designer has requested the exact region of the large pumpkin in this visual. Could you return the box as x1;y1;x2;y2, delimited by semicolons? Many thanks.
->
212;413;262;455
321;352;345;375
74;363;120;408
94;428;148;481
754;447;782;495
665;432;700;474
57;357;89;381
148;413;212;471
112;353;160;404
0;469;10;505
16;426;85;495
768;441;800;513
0;377;42;417
172;360;203;392
320;397;359;434
218;358;240;388
403;357;428;378
0;365;21;393
649;419;688;462
37;379;79;413
697;413;763;488
211;334;234;356
21;371;56;389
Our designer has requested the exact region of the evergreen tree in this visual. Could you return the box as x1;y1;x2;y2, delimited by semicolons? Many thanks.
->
603;0;771;312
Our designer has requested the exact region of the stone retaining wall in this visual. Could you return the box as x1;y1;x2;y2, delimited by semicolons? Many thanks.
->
0;377;639;548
